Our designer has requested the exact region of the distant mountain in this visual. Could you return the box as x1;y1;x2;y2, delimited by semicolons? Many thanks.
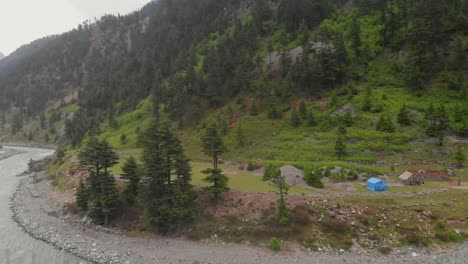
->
0;52;4;60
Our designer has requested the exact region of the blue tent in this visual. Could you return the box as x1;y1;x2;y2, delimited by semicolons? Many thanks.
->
366;178;388;191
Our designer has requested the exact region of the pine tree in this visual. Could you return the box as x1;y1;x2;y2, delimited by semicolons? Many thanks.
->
350;15;362;59
28;158;34;172
397;103;411;125
0;114;5;130
453;104;464;123
250;101;258;116
338;124;347;136
267;105;281;119
217;115;229;136
273;170;290;225
202;168;229;200
362;92;372;111
454;146;465;167
201;124;228;200
40;113;46;130
279;32;291;78
120;133;127;145
88;200;104;225
434;104;448;146
235;124;246;147
140;119;194;232
76;179;89;211
78;137;119;197
343;110;353;127
100;173;121;225
307;109;317;127
252;0;271;30
11;112;23;134
290;108;302;127
425;102;435;121
77;137;120;225
335;135;347;160
377;115;395;132
405;16;433;89
201;124;227;169
122;156;139;205
299;101;307;119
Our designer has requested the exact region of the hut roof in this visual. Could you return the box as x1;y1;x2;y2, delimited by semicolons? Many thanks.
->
399;171;413;180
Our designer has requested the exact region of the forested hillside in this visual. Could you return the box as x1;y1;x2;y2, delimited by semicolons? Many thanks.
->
1;0;467;251
0;0;466;147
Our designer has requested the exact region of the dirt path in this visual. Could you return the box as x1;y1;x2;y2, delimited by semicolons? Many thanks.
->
10;173;468;264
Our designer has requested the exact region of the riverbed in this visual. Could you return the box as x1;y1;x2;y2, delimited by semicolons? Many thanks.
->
0;146;83;264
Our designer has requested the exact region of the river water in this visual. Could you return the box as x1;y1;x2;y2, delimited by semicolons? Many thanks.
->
0;147;83;264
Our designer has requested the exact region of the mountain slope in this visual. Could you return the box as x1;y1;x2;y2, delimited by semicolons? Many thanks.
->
0;0;467;146
0;52;4;60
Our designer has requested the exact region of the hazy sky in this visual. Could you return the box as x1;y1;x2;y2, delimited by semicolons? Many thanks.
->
0;0;150;56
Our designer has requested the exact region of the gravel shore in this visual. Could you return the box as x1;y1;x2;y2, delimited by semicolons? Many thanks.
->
10;174;468;264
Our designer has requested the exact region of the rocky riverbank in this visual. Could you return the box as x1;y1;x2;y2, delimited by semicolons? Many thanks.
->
10;172;468;264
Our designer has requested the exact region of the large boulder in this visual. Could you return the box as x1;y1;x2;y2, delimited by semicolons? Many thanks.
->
279;165;312;189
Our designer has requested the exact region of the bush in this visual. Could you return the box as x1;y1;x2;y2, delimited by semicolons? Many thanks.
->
267;105;282;119
247;161;255;171
405;231;431;246
263;164;279;181
323;218;349;233
291;205;311;225
377;246;392;255
268;237;281;251
304;170;324;188
120;133;127;145
435;221;446;231
435;232;449;242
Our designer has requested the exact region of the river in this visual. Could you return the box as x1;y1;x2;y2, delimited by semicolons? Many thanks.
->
0;147;83;264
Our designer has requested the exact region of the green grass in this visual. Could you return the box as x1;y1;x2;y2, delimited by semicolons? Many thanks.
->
191;162;315;194
98;98;153;150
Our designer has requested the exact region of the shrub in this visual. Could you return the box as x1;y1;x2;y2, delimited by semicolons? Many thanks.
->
405;231;431;246
291;205;311;225
304;170;324;188
435;232;450;242
267;105;282;119
323;218;349;233
435;221;446;231
64;202;80;215
447;230;464;242
247;161;255;171
263;164;279;181
377;246;392;255
268;237;281;251
120;133;127;145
